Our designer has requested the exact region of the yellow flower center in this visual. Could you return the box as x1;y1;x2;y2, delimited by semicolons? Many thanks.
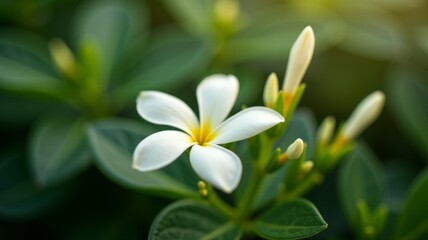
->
191;122;216;146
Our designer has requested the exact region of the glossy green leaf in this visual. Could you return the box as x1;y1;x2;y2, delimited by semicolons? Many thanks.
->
113;29;210;108
253;198;327;239
387;67;428;160
338;143;384;228
87;118;198;198
73;0;148;81
29;117;90;187
0;153;71;219
0;28;66;97
394;168;428;240
149;200;242;239
249;110;316;209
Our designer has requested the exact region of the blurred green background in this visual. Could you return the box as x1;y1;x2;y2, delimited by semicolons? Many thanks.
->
0;0;427;239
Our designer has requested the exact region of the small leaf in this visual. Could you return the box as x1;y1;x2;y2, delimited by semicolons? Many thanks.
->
0;28;66;97
0;153;71;219
87;118;198;198
149;200;242;239
387;66;428;161
29;117;90;187
113;29;210;108
338;143;384;230
73;0;148;82
394;168;428;240
253;198;327;239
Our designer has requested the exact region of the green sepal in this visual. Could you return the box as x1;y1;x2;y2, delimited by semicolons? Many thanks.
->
265;148;282;173
285;84;306;121
315;122;354;173
268;84;306;138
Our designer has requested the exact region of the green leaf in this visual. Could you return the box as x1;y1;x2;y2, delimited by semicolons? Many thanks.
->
87;118;198;198
149;200;242;239
0;153;71;219
73;0;148;82
394;168;428;240
0;28;66;97
387;66;428;161
29;117;91;187
253;198;327;239
113;29;210;108
338;143;384;229
247;110;316;209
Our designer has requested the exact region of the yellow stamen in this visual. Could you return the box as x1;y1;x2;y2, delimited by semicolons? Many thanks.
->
191;122;217;146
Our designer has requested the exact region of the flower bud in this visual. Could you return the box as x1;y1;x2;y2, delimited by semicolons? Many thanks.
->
49;38;76;77
283;26;315;95
317;116;336;144
301;161;314;174
341;91;385;141
198;181;209;198
214;0;239;27
263;73;279;108
286;138;304;160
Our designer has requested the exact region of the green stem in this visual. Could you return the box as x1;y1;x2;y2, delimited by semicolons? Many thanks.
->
236;165;264;222
208;191;235;218
236;135;274;222
278;170;323;202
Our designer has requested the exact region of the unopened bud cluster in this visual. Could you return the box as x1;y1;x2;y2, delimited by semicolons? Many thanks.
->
314;92;385;172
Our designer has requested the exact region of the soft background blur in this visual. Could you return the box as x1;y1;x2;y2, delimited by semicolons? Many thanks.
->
0;0;427;239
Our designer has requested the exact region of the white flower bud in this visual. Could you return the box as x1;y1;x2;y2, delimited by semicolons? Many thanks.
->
283;26;315;94
48;38;76;76
317;116;336;144
342;91;385;140
263;73;279;108
286;138;304;160
301;161;314;173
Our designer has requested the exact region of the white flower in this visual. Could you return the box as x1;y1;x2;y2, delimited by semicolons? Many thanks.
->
132;74;284;193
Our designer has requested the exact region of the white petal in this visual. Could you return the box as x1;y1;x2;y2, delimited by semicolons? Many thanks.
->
190;144;242;193
133;130;195;171
197;74;239;129
137;91;199;134
212;107;284;144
